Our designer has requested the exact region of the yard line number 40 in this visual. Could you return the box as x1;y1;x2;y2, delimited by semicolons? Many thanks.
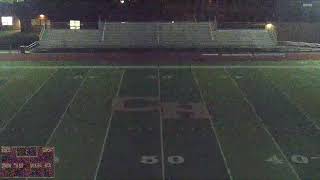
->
266;154;311;165
141;155;184;165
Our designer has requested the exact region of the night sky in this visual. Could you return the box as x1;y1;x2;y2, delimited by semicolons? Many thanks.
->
22;0;171;21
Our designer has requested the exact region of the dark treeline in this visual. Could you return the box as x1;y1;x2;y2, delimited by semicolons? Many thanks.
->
12;0;161;30
12;0;320;31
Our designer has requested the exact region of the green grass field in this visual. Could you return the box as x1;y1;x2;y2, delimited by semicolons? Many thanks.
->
1;61;320;179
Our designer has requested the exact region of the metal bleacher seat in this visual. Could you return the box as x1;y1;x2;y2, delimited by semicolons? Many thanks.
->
37;22;277;50
158;22;216;48
39;29;101;49
213;29;277;48
103;23;157;48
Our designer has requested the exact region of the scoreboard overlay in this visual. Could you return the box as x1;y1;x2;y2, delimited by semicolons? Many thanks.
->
0;146;55;178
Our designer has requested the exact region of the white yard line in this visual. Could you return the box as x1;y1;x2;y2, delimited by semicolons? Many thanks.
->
202;53;219;56
157;67;166;180
254;53;286;57
1;65;320;70
311;156;320;160
45;69;92;146
93;70;125;180
261;70;320;131
191;69;234;180
310;157;320;159
0;69;58;132
221;53;253;57
224;67;301;180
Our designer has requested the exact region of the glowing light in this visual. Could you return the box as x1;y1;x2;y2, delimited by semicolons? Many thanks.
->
171;21;175;23
39;14;45;19
265;23;274;30
70;20;81;30
120;0;125;4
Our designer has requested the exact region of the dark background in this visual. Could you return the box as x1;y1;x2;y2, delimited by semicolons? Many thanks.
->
14;0;274;22
6;0;320;32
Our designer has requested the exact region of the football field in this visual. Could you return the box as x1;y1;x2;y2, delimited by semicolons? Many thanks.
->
1;61;320;179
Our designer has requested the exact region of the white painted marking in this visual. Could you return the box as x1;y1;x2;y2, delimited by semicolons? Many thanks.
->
162;75;173;80
45;69;92;145
303;3;313;7
93;70;125;180
221;53;253;57
140;156;159;164
192;70;234;180
254;53;286;57
202;53;219;56
265;155;284;165
88;76;97;79
73;75;84;79
140;155;185;165
0;69;58;132
167;155;184;164
158;68;166;180
224;68;301;180
310;156;320;160
235;75;243;79
291;155;309;164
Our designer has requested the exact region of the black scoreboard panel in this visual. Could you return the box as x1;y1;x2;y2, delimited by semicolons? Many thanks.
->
0;146;55;178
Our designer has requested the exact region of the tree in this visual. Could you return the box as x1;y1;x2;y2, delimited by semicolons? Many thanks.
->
13;0;36;32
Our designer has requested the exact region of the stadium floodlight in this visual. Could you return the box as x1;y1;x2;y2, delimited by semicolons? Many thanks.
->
39;14;45;19
265;23;274;30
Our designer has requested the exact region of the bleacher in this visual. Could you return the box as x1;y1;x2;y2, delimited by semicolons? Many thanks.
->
103;23;157;48
158;22;215;48
37;22;277;51
39;29;102;49
212;30;277;48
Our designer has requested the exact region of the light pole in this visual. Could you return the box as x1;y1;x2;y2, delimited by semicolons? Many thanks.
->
39;14;46;27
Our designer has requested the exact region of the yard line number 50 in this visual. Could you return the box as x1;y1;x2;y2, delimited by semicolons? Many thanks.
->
140;155;184;165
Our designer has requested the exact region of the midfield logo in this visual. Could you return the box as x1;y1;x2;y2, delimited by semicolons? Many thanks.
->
113;97;210;119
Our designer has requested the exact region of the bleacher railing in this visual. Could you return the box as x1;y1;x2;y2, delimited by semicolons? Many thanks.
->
39;25;46;40
218;22;266;29
40;21;275;30
101;21;107;41
268;29;278;45
20;41;40;53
